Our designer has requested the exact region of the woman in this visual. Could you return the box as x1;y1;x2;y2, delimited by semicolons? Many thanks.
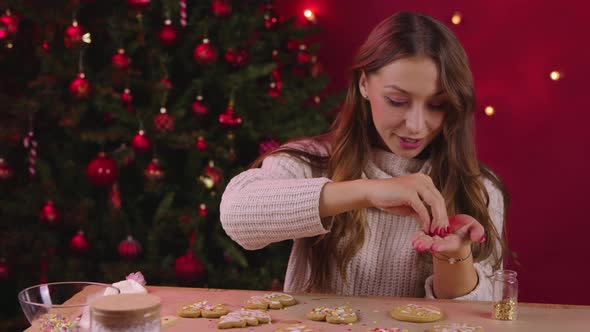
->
220;11;509;300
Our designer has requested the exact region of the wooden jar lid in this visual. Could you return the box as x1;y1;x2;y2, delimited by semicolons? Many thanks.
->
91;294;161;326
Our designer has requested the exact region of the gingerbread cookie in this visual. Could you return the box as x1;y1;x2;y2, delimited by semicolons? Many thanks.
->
274;324;314;332
429;323;485;332
367;328;408;332
177;300;229;318
390;304;443;323
244;293;297;310
306;305;358;324
306;306;335;321
217;309;272;329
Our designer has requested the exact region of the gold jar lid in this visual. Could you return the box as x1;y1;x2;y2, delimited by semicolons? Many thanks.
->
91;294;161;327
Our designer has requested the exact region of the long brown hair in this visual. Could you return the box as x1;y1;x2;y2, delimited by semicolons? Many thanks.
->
252;12;510;293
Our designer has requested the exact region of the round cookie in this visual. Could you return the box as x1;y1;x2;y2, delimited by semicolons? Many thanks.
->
429;322;485;332
367;328;408;332
274;324;314;332
325;306;358;324
390;304;443;323
306;306;334;321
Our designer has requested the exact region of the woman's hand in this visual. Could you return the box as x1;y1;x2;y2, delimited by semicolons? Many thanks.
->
364;173;449;235
411;214;486;255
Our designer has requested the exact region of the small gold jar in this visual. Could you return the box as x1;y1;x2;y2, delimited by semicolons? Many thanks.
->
90;294;161;332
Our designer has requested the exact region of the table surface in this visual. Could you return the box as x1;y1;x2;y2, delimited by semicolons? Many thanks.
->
150;286;590;332
23;285;590;331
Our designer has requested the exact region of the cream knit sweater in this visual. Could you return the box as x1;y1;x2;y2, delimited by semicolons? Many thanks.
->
220;142;504;301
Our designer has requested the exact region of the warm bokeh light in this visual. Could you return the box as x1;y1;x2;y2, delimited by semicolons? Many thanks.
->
82;33;92;44
550;70;561;81
451;12;462;25
304;9;316;23
484;106;495;116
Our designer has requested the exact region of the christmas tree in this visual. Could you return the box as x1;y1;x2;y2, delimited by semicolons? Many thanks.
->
0;0;341;326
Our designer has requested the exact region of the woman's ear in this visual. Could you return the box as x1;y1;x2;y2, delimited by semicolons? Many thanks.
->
358;71;368;99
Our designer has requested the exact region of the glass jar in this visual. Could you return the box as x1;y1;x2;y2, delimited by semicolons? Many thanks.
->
90;294;161;332
491;270;518;320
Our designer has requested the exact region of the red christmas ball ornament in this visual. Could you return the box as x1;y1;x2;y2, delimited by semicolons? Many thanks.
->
158;20;178;46
153;108;174;133
144;158;164;181
112;49;130;70
39;200;59;225
69;73;92;100
286;38;300;52
267;82;281;98
193;39;218;65
121;88;133;104
118;235;142;259
131;130;151;153
0;10;19;39
69;230;90;255
191;95;208;116
218;106;242;130
198;203;208;217
42;41;51;52
0;259;10;281
127;0;151;11
263;8;280;29
64;20;86;48
224;47;249;68
199;160;223;189
195;136;207;151
271;67;282;83
296;44;311;65
0;158;13;181
86;152;119;187
258;136;281;156
211;0;232;18
174;251;205;284
160;77;173;89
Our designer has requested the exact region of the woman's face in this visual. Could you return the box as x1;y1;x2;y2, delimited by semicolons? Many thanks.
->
359;56;448;158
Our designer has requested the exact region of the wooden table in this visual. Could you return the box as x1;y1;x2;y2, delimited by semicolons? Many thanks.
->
150;286;590;331
23;285;590;331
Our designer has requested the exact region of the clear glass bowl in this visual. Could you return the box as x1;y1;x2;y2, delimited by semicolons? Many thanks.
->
18;281;120;331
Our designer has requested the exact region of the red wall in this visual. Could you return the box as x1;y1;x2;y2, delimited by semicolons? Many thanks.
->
278;0;590;305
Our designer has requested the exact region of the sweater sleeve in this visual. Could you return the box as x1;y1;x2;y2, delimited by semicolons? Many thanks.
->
220;152;332;250
424;177;505;301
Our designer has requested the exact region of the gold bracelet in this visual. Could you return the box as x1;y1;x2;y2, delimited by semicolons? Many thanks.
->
432;251;472;264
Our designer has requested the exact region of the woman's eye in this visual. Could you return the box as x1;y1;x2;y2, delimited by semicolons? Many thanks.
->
429;103;447;110
385;97;407;107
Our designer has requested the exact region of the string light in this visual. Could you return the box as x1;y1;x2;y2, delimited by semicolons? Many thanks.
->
451;12;462;25
304;9;317;23
484;106;495;116
82;33;92;44
550;70;561;81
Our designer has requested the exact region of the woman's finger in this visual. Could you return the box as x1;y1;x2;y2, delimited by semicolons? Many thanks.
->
416;188;444;234
450;214;486;243
411;231;433;252
407;194;432;233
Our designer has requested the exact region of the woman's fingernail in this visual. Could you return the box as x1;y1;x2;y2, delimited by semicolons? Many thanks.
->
479;235;486;243
438;228;446;237
445;226;450;234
